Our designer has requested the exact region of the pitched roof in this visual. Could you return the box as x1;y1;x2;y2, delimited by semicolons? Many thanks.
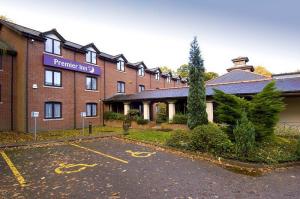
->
206;69;269;85
104;77;300;102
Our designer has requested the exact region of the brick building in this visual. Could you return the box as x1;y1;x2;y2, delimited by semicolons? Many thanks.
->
0;20;187;132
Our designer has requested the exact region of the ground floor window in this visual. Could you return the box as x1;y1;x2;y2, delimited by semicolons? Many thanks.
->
45;102;62;119
86;103;97;117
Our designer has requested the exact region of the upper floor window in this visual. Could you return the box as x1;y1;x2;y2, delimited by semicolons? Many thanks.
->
117;81;125;93
86;103;97;117
86;76;97;90
138;85;145;92
45;69;61;87
155;72;160;80
166;76;171;83
117;59;125;71
45;37;61;55
0;55;2;70
45;102;62;119
138;66;145;76
176;79;180;84
86;51;97;64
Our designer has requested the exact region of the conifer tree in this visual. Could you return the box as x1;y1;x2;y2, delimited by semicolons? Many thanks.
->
249;81;285;140
187;37;208;129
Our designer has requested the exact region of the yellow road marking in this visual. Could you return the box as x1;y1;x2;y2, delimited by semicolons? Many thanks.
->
55;163;97;174
0;151;27;187
69;143;128;164
126;150;156;158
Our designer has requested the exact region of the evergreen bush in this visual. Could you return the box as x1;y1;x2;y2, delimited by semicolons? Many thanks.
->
136;117;149;125
172;114;188;124
189;123;233;155
233;112;256;157
249;81;285;141
166;130;191;149
103;111;125;121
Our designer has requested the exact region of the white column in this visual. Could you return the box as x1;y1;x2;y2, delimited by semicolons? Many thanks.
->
124;102;130;115
168;101;176;122
143;101;150;120
206;101;214;122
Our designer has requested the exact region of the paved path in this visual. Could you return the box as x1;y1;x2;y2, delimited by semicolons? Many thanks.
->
0;138;299;198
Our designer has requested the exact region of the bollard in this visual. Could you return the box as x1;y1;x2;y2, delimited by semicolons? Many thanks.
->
89;122;92;135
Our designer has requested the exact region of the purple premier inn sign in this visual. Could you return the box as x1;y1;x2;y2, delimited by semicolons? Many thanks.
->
43;54;101;75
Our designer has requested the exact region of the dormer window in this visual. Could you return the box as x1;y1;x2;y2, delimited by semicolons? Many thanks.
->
86;50;97;64
117;58;125;71
138;66;145;76
155;71;160;80
167;75;171;83
176;79;180;84
45;37;61;55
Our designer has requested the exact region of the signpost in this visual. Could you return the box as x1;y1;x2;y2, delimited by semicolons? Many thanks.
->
80;112;86;136
31;111;39;141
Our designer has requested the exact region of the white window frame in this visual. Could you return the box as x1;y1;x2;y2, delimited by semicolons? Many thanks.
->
138;66;145;76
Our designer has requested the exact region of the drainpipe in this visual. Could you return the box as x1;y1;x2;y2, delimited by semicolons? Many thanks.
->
73;52;76;129
25;38;29;133
10;55;14;130
103;60;106;126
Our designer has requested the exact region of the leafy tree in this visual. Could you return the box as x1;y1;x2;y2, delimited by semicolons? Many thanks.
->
187;37;208;129
0;15;12;22
177;64;189;78
213;89;250;139
249;81;285;140
177;64;218;81
204;72;219;81
233;111;255;157
159;66;174;74
254;66;272;77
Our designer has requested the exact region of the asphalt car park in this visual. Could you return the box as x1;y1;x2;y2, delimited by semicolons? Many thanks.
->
1;138;300;199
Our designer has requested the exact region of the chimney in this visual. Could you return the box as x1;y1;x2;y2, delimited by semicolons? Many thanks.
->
227;56;254;72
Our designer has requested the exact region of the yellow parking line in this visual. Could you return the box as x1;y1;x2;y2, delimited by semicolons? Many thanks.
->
69;143;128;164
0;151;27;187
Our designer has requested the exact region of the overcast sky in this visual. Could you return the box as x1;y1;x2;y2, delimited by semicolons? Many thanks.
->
0;0;299;74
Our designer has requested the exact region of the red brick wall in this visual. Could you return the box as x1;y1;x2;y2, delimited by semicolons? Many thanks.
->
0;54;14;131
26;40;104;132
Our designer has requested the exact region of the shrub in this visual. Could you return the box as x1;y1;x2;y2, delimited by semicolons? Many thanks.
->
156;103;167;123
213;89;250;140
233;112;256;157
166;130;191;149
296;138;300;159
136;117;149;125
103;111;125;121
172;114;188;124
189;123;233;155
249;81;285;141
127;109;140;121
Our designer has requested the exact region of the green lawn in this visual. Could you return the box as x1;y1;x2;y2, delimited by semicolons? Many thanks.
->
125;129;173;145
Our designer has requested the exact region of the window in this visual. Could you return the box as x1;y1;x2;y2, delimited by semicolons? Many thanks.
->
155;72;160;80
45;37;61;55
176;79;180;84
45;102;62;119
167;76;171;83
45;70;61;87
86;103;97;117
139;85;145;92
117;81;125;93
138;66;145;76
117;59;125;71
86;76;97;90
86;51;97;64
0;55;2;70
